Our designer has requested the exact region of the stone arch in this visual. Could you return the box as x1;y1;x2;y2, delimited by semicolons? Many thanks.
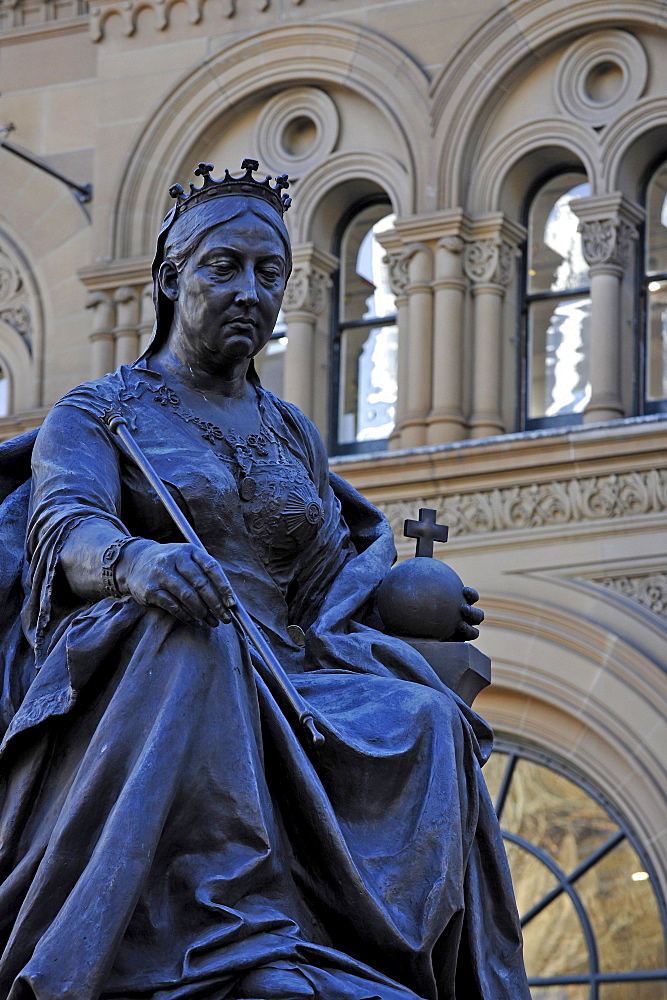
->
468;119;597;215
601;97;667;196
290;151;409;246
111;22;430;259
475;593;667;896
431;0;667;208
0;227;45;412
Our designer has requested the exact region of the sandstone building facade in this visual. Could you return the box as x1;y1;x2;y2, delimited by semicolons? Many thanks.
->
1;0;666;993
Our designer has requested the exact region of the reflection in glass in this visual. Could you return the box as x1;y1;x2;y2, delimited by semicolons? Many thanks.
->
501;758;619;873
528;296;591;418
254;311;287;397
530;987;589;1000
576;839;666;972
504;840;558;915
336;207;397;447
522;890;589;979
481;750;508;806
599;981;667;999
526;174;591;422
645;161;667;407
0;365;7;417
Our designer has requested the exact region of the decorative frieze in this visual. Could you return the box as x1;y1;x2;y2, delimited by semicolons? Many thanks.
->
377;468;667;540
0;0;87;34
593;573;667;620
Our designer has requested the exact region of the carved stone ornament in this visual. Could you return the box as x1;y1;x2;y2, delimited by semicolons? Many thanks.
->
377;468;667;540
88;0;332;41
0;243;33;349
282;265;329;315
463;239;516;286
593;573;667;621
579;217;638;270
384;250;410;298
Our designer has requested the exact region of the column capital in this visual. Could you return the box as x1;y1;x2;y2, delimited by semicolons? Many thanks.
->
463;238;519;287
283;262;332;316
570;192;644;271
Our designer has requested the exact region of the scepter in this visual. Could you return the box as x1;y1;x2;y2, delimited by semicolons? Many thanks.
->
104;409;325;747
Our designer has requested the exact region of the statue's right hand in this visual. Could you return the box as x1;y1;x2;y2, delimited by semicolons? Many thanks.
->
115;540;235;627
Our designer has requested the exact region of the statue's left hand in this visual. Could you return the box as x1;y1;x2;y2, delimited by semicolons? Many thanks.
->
447;586;485;641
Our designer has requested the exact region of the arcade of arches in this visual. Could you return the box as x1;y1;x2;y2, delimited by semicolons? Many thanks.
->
1;1;666;993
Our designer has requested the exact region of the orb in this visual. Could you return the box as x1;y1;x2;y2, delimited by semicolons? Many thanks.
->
377;557;464;641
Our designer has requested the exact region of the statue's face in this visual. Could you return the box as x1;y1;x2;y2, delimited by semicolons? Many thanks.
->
161;208;288;370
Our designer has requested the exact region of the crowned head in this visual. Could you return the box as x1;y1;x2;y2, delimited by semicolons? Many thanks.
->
146;159;293;360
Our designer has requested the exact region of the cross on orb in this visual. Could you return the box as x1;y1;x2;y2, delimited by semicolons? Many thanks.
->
403;508;449;558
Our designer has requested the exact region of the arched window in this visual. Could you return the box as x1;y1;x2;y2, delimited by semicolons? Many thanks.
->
330;201;397;455
0;363;9;417
484;743;667;997
523;173;591;429
643;160;667;413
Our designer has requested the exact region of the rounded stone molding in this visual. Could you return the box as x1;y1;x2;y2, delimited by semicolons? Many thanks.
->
554;30;648;127
254;87;339;180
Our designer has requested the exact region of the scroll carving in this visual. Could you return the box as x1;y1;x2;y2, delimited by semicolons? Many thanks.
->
592;573;667;620
376;469;667;540
579;217;638;269
463;239;516;286
383;251;410;299
282;266;330;315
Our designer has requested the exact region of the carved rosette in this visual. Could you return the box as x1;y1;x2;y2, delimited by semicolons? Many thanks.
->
0;243;34;349
282;265;330;315
376;468;667;540
383;250;410;300
463;239;516;287
579;217;638;270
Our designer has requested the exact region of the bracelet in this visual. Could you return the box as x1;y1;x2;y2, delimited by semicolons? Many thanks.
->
101;536;142;598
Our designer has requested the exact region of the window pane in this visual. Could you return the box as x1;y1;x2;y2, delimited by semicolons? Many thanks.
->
528;296;591;418
481;750;508;806
530;987;589;1000
337;323;397;444
528;175;590;295
254;312;287;396
522;890;589;979
646;280;667;401
646;161;667;277
341;208;396;323
0;365;7;417
500;758;619;873
599;982;667;1000
575;840;666;973
504;839;559;915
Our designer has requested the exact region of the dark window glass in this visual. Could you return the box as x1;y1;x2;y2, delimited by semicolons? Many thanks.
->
331;204;397;454
485;744;667;997
525;174;591;427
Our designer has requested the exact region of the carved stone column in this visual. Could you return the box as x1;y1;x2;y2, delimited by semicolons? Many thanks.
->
571;193;643;424
401;244;433;448
138;282;155;354
428;236;468;444
382;244;410;448
113;285;140;367
282;245;336;419
464;224;522;439
86;291;115;379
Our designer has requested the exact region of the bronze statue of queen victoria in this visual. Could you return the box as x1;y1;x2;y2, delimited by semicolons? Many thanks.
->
0;160;530;1000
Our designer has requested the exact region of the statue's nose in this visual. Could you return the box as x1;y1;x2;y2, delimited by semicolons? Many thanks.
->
235;265;259;305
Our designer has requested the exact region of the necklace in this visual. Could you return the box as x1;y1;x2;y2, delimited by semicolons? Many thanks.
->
148;381;278;501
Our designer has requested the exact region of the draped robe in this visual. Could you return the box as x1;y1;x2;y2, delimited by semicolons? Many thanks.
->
0;364;530;1000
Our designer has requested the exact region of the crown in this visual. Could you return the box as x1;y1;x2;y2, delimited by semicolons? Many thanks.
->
168;159;291;218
